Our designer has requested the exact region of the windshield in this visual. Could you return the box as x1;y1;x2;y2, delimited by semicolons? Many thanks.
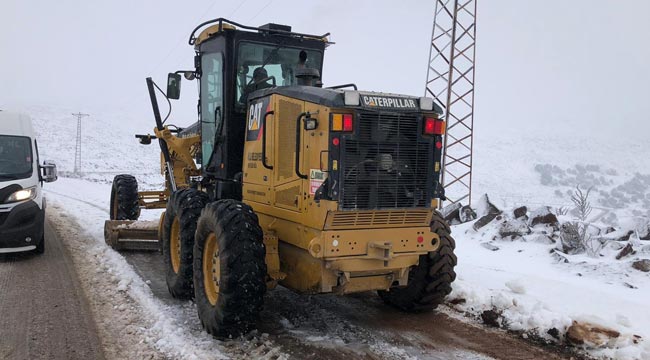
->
0;135;33;180
236;42;323;105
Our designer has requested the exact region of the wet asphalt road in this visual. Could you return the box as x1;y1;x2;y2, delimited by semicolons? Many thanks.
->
0;221;104;360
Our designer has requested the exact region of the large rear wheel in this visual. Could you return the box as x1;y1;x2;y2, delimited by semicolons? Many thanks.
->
193;200;267;338
378;211;457;311
109;174;140;220
162;188;209;299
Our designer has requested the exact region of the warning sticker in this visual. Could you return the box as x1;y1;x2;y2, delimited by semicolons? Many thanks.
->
309;169;327;195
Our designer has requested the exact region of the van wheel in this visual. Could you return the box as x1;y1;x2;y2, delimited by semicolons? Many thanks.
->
193;200;267;338
110;174;140;220
378;212;457;311
34;233;45;254
162;188;209;299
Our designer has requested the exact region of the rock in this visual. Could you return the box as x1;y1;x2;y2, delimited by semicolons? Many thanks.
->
481;242;500;251
616;243;635;260
632;259;650;272
513;206;528;219
566;321;620;348
459;205;477;223
476;194;501;218
529;206;559;228
547;327;560;340
481;310;500;328
604;226;616;234
441;202;462;223
473;195;502;231
526;233;555;244
449;297;466;305
640;226;650;241
617;231;634;242
505;279;526;294
498;219;531;239
473;213;499;231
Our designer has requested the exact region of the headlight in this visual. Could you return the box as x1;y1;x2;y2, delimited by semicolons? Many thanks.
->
5;187;37;203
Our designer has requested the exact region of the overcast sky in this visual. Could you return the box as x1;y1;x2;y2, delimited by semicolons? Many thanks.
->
1;0;649;137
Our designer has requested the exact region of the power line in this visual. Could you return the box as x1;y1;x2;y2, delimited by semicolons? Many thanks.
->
247;0;273;23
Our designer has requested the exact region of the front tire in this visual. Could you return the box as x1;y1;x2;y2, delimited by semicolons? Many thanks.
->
162;188;209;299
378;212;457;311
110;174;140;220
193;200;267;338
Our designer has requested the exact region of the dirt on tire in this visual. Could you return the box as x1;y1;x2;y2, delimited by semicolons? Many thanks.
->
162;188;209;299
193;199;267;338
378;211;457;311
109;174;140;220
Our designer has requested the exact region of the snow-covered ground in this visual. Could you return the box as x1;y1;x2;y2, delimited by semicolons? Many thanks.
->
21;104;650;359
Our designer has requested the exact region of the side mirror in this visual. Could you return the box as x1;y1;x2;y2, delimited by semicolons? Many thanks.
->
41;161;58;183
167;73;182;100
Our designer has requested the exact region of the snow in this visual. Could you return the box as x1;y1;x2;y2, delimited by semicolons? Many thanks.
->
19;103;650;359
449;130;650;359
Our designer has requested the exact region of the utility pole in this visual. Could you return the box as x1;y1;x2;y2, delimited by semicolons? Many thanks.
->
425;0;478;207
72;112;90;175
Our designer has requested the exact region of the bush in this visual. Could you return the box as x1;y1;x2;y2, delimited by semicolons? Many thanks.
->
559;185;607;257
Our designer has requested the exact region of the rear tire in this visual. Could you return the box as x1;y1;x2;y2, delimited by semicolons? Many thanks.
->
193;200;267;338
110;174;140;220
378;211;457;311
162;188;209;299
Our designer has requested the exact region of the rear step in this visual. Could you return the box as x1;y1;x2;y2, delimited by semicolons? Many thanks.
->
104;220;161;251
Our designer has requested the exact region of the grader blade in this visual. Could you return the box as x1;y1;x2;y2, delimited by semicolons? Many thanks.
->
104;220;161;251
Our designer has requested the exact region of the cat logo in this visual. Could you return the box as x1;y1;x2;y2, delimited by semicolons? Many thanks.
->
248;102;263;131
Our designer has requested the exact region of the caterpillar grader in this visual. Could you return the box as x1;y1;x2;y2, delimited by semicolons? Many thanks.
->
104;18;457;338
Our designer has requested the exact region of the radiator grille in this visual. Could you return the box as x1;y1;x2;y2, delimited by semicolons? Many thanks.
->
326;209;432;229
340;111;431;209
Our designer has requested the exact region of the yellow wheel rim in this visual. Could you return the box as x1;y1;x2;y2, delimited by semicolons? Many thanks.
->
203;232;220;306
170;217;181;273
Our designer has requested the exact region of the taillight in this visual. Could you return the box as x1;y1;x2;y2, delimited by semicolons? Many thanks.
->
343;114;353;131
424;117;445;135
331;114;354;132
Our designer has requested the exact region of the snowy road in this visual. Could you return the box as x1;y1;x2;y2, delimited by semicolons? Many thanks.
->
125;251;573;360
0;221;104;360
39;178;577;360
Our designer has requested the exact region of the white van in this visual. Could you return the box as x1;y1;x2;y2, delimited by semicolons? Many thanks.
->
0;111;57;254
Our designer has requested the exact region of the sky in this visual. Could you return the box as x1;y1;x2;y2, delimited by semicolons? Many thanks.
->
1;0;649;137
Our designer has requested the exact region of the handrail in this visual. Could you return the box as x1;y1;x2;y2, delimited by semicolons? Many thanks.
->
327;83;358;90
262;111;274;170
294;112;309;179
189;18;330;45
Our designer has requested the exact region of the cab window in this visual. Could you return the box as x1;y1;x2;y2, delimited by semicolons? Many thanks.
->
200;52;224;167
236;42;323;106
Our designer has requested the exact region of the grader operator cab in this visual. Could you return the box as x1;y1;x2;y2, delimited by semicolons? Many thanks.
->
104;18;457;337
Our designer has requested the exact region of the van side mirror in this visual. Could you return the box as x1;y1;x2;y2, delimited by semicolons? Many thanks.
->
167;73;182;100
41;161;58;183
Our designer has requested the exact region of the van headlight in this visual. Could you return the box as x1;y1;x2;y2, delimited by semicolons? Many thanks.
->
4;187;37;203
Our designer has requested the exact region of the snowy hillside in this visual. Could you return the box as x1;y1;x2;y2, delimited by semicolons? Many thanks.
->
21;104;650;359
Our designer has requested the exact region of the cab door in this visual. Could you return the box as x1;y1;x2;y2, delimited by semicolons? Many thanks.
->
272;96;305;212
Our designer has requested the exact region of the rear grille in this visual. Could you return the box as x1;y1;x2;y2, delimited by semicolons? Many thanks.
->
340;111;431;209
326;209;432;229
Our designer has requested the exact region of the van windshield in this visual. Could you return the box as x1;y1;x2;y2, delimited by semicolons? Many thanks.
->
0;135;33;180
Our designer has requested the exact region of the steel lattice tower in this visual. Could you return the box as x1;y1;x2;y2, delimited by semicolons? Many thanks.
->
425;0;477;207
72;112;89;174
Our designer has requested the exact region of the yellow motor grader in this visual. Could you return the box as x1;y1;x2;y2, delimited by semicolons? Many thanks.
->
104;18;456;338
